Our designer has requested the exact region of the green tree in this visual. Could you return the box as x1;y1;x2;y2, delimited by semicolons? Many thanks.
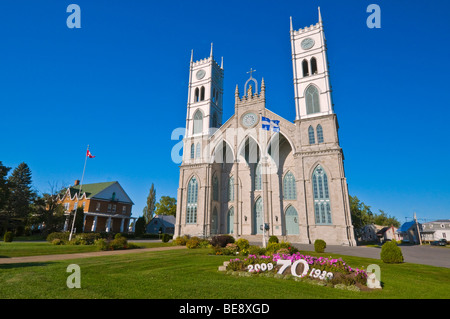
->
349;195;373;230
5;163;35;232
373;209;400;228
0;162;11;234
155;196;177;217
142;184;156;225
32;185;66;236
134;216;146;237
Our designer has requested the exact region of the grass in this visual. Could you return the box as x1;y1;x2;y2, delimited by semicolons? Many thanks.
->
0;241;174;258
0;247;449;299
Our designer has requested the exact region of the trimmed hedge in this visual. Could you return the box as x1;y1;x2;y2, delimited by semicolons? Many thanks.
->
380;241;404;263
314;239;327;253
3;231;13;242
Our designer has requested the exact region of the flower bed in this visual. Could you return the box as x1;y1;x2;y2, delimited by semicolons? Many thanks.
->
224;252;373;292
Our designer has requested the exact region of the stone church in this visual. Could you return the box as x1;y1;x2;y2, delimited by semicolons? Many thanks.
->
174;8;356;246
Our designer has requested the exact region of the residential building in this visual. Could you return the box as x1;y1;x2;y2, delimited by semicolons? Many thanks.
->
146;215;176;235
421;219;450;242
58;180;135;233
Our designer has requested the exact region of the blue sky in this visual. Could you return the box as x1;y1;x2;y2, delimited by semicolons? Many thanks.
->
0;0;449;224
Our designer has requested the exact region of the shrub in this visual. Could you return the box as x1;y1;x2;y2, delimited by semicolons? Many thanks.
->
174;236;187;246
380;241;404;263
247;245;266;256
51;238;63;245
46;232;70;243
3;231;13;242
235;238;250;253
210;235;235;248
186;237;201;249
268;236;279;244
314;239;326;253
161;233;171;243
222;243;238;255
109;236;128;250
95;238;109;251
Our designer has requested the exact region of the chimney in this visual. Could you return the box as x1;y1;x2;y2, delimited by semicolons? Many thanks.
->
74;180;80;186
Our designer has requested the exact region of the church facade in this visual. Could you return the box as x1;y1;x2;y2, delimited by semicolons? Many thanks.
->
174;9;356;246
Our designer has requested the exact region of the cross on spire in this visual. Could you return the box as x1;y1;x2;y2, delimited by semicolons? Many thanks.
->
247;68;256;79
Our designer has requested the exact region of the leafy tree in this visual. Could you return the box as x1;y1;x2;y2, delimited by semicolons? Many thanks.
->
349;195;373;231
31;184;66;236
155;196;177;217
373;209;400;228
142;183;156;225
350;195;401;235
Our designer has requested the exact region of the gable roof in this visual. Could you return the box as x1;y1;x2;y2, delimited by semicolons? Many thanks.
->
150;215;176;227
69;181;116;199
66;181;134;205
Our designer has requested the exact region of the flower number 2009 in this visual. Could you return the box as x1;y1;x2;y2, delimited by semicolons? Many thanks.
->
247;263;274;272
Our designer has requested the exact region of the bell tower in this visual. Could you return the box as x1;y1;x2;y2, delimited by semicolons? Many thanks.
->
185;44;224;138
184;44;224;163
291;7;334;120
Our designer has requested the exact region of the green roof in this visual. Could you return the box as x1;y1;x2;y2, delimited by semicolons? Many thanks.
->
69;181;117;199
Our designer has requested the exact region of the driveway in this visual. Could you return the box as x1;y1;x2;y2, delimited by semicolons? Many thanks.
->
289;243;450;268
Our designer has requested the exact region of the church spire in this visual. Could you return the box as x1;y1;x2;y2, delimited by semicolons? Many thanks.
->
210;42;213;58
290;16;293;32
318;6;322;24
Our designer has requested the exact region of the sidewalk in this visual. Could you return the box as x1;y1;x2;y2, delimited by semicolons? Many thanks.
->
0;245;186;265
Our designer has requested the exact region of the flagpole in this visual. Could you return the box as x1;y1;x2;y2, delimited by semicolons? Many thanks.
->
69;145;89;241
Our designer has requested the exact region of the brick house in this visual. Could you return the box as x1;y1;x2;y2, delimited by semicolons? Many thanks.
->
58;180;135;233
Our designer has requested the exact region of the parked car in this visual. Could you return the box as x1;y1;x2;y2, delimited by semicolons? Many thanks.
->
431;239;447;246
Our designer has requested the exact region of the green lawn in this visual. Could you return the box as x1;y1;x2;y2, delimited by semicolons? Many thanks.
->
0;241;174;258
0;247;449;299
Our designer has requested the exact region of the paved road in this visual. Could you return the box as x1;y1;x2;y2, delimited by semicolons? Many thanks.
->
289;243;450;268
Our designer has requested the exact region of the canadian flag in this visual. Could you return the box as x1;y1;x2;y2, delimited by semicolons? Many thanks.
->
87;149;95;158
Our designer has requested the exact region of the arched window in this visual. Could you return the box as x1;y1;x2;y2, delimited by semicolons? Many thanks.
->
212;88;216;103
283;171;296;200
228;176;234;202
305;85;320;115
312;165;332;225
200;86;205;101
190;143;195;159
186;177;198;224
254;162;262;191
317;124;324;144
195;143;201;158
308;126;315;144
212;175;219;201
302;59;309;77
194;88;199;102
311;57;318;75
193;109;203;134
227;207;234;234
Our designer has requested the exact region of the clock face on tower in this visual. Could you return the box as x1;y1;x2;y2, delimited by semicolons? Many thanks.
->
301;38;315;50
196;69;206;80
241;112;258;128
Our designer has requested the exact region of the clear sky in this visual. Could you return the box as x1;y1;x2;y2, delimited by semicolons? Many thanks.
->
1;0;449;224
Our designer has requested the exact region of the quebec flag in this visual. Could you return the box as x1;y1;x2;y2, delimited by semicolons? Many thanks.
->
262;116;280;132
